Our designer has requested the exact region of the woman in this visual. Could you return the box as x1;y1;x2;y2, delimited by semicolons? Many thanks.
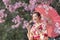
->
26;12;48;40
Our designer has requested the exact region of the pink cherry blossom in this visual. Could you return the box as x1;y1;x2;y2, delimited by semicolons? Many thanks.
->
26;0;38;12
2;0;10;6
28;5;33;12
11;15;21;29
0;9;5;18
28;4;36;12
41;0;53;5
0;12;5;19
11;22;20;29
22;20;28;29
14;1;22;10
12;18;17;24
20;18;24;20
2;0;53;13
22;2;29;11
21;0;38;12
22;2;26;6
24;4;29;11
7;1;23;13
0;19;5;23
4;14;7;18
12;15;21;23
0;9;7;23
29;0;38;5
8;5;16;13
15;15;21;23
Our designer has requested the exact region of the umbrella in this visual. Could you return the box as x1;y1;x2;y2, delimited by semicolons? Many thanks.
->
35;4;60;38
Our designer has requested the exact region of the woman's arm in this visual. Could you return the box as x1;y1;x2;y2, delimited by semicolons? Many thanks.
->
26;22;34;40
27;30;33;40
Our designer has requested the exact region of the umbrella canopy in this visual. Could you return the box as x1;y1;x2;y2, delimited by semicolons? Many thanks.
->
35;4;60;20
54;16;60;23
35;4;60;38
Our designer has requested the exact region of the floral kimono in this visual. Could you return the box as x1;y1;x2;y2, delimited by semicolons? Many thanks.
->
29;22;48;40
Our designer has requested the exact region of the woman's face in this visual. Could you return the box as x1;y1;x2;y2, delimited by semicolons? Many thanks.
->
32;13;40;23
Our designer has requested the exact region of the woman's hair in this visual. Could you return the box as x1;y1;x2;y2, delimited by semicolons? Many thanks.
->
32;12;41;18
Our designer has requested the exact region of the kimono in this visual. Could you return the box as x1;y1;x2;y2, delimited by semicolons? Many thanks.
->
29;22;48;40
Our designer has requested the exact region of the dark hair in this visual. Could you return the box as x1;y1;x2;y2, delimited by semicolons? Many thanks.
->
33;12;41;18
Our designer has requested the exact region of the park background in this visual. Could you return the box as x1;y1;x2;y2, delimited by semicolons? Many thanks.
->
0;0;60;40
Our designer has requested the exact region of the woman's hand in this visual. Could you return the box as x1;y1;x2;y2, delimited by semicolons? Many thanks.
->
26;20;33;40
26;22;31;31
27;31;33;40
44;37;48;40
29;33;33;40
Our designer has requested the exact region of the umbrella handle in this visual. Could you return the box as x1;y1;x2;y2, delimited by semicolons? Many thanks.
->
54;38;56;40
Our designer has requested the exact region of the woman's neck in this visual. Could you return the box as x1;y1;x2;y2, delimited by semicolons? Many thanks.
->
36;19;41;24
35;20;41;27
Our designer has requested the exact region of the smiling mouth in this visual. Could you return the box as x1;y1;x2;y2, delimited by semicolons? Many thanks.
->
34;19;37;20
